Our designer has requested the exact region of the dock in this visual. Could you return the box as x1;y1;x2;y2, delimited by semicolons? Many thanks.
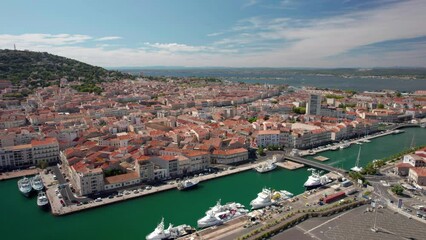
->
0;168;40;181
313;156;329;162
284;155;347;175
276;161;304;170
42;163;258;216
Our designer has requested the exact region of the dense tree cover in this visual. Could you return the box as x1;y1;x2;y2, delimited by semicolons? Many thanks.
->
325;94;344;99
248;117;258;123
257;146;266;156
391;184;404;195
71;83;103;95
0;49;134;85
293;107;306;114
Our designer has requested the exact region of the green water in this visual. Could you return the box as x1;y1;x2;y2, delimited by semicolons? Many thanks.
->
0;127;424;240
307;128;426;170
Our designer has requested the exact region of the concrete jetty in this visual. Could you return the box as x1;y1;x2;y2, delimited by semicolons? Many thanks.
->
276;161;304;170
0;168;40;181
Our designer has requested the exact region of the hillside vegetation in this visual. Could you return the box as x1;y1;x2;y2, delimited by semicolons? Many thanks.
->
0;49;133;85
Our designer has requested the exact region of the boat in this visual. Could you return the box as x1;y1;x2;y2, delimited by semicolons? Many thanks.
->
36;191;49;209
255;156;278;173
339;143;350;149
392;130;404;135
146;218;195;240
250;188;274;210
303;168;331;190
250;188;294;210
31;174;44;191
197;200;248;228
351;146;363;172
420;123;425;128
355;141;363;145
361;139;371;143
17;177;32;197
330;146;339;151
177;179;199;191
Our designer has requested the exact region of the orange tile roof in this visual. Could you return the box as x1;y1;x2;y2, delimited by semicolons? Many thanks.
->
105;172;139;184
411;167;426;177
31;137;58;146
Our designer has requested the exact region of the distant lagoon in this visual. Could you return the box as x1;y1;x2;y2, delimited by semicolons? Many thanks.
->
131;69;426;92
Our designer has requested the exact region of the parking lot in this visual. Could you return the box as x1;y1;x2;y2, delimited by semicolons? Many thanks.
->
273;205;426;240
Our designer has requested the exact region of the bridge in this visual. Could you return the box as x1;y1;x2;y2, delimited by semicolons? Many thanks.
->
283;155;348;175
390;123;420;130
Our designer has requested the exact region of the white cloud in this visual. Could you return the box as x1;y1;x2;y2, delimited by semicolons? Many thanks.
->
95;36;122;41
0;0;425;67
242;0;260;8
0;33;91;46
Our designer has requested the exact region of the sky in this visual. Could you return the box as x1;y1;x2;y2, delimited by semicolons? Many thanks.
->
1;0;426;68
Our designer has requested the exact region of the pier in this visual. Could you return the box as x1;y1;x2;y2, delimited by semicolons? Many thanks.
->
284;155;347;175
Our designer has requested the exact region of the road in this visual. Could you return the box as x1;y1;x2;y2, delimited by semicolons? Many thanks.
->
51;166;90;205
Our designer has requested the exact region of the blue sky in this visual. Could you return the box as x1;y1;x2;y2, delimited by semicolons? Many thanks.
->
0;0;425;67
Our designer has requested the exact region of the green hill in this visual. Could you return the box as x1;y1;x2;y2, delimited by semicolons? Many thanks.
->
0;49;133;85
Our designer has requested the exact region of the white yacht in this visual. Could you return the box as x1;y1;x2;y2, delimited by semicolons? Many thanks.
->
197;200;248;228
255;156;278;173
339;143;350;149
177;179;199;191
37;191;49;209
392;130;404;134
250;188;274;210
351;146;363;172
361;139;371;143
250;188;294;210
18;177;32;197
146;218;195;240
303;169;331;189
31;174;44;191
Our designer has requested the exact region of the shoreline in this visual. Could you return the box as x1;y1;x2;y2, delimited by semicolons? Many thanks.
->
45;163;259;216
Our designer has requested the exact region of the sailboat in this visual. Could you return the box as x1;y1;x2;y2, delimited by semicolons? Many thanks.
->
351;146;363;172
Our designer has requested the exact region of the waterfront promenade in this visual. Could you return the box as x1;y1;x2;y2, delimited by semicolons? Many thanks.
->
0;168;40;181
43;162;260;216
298;129;405;157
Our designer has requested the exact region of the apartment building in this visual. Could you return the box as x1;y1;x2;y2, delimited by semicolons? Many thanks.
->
256;130;280;147
0;137;59;170
211;148;248;164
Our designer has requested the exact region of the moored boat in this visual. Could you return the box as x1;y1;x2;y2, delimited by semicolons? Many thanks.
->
31;174;44;191
255;155;278;173
146;218;195;240
17;177;32;197
197;200;248;228
339;143;350;149
177;179;199;191
36;191;49;209
303;168;331;190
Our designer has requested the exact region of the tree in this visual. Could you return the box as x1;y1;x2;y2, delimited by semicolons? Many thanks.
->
37;161;48;169
248;117;257;123
257;146;266;156
377;103;385;109
293;107;306;114
391;184;404;195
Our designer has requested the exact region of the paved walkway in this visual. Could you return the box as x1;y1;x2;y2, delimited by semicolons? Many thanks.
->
46;163;258;215
0;168;40;181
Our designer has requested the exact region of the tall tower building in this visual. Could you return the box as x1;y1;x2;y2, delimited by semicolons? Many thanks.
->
306;94;322;115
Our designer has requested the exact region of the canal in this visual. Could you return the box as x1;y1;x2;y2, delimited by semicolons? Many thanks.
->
0;127;424;240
